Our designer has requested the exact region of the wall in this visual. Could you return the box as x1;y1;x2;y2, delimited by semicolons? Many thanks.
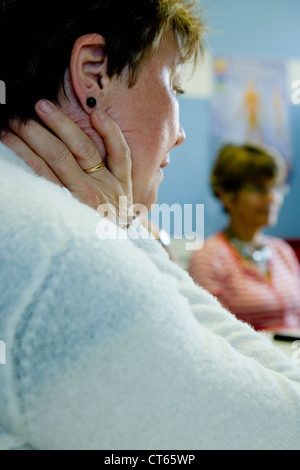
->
156;0;300;239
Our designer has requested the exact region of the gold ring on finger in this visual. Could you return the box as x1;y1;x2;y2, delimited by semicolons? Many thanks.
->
84;162;105;174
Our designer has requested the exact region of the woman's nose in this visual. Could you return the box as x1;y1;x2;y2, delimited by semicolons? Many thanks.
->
266;191;276;202
175;125;186;148
265;187;280;204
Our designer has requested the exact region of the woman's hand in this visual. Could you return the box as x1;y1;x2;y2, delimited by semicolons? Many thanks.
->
1;100;134;227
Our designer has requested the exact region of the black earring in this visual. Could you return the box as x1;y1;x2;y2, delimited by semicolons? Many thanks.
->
86;97;97;108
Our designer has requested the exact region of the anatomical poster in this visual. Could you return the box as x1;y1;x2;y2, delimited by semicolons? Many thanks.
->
212;56;293;167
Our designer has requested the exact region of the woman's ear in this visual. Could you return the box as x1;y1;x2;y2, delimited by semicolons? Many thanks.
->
218;190;236;214
70;34;110;113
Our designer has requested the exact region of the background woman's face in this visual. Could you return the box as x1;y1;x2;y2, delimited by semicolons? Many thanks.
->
227;179;286;230
104;34;186;210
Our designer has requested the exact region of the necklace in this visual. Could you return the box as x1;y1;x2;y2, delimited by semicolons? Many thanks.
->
224;229;272;269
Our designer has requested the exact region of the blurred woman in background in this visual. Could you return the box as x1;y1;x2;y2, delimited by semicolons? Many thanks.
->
189;144;300;331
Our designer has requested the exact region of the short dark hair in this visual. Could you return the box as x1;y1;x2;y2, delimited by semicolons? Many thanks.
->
0;0;205;130
211;143;288;198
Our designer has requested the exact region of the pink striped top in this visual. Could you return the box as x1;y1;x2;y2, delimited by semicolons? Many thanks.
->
188;233;300;331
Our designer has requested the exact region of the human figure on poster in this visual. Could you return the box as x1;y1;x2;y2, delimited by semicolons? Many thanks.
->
242;79;264;145
272;88;285;138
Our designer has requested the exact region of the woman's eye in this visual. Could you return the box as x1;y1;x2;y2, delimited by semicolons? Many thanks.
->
173;85;186;96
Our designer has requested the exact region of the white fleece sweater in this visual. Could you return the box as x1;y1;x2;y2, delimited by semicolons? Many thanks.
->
0;142;300;450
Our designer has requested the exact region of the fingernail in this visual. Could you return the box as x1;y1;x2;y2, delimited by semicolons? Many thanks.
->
97;109;107;121
37;99;54;115
0;129;7;138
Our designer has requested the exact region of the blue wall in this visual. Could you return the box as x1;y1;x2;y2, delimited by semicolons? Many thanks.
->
157;0;300;239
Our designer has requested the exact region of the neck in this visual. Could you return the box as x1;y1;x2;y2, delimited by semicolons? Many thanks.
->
58;69;107;160
226;220;263;245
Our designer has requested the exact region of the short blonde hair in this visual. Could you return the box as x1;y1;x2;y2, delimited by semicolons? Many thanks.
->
0;0;206;129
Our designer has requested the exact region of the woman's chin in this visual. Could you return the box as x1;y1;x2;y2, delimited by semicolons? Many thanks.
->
267;216;279;228
140;192;159;213
134;176;164;211
259;215;278;230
